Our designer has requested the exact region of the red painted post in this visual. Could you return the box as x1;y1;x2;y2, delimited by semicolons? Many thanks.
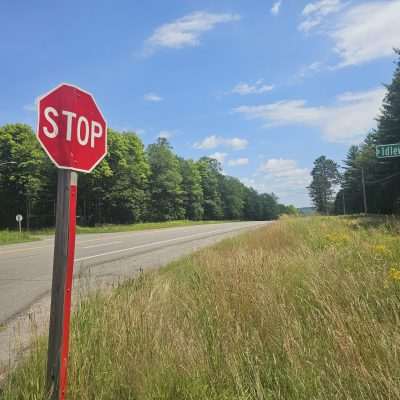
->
59;173;77;400
46;171;78;400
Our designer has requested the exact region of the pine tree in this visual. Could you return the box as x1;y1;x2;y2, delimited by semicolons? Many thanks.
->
308;156;340;214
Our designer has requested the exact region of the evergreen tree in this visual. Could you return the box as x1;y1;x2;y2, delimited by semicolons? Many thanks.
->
373;49;400;212
308;156;340;214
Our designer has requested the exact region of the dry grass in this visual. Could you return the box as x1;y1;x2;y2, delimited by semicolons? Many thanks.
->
2;216;400;399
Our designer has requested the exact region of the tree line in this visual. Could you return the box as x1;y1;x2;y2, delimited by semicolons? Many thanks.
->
308;50;400;215
0;125;294;229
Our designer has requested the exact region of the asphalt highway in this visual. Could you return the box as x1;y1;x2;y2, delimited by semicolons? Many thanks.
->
0;221;269;326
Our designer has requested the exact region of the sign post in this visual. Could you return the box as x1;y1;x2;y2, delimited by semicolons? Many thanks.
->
37;83;107;400
15;214;23;233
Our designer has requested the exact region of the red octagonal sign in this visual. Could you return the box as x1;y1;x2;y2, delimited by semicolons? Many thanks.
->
37;83;107;173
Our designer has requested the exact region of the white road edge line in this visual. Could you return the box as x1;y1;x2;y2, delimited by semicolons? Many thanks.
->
75;225;255;262
0;222;262;257
82;241;123;249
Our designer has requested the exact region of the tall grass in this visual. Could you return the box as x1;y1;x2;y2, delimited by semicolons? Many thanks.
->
0;230;38;245
2;216;400;399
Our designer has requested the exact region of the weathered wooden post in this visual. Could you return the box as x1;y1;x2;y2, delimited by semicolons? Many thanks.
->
36;83;107;399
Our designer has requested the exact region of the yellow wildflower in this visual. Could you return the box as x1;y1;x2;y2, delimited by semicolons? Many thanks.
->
325;232;350;246
373;244;390;257
389;267;400;281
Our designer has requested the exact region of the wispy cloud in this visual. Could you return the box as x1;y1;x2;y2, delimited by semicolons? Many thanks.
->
228;157;249;167
144;11;240;55
294;61;324;81
241;158;311;206
299;0;344;32
144;93;163;102
209;152;228;164
331;1;400;67
234;87;386;143
232;79;274;95
299;1;400;67
271;1;282;16
194;135;248;150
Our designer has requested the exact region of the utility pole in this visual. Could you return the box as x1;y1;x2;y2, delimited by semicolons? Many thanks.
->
361;167;368;214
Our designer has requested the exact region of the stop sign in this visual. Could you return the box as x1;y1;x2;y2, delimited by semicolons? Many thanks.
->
37;83;107;173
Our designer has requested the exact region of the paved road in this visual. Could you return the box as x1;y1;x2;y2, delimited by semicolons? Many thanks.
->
0;221;269;326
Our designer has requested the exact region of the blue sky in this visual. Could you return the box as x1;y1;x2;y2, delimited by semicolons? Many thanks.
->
1;0;399;206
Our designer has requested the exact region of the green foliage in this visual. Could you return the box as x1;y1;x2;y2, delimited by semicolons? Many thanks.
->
308;156;340;214
279;204;298;215
0;124;48;229
334;50;400;215
179;158;204;220
219;175;245;220
147;138;185;221
0;126;284;228
197;157;224;220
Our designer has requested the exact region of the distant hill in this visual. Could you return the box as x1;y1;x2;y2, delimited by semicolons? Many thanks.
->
298;207;316;215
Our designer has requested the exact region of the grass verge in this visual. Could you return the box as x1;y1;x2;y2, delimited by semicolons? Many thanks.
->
74;220;229;234
0;230;39;246
0;220;229;245
2;216;400;399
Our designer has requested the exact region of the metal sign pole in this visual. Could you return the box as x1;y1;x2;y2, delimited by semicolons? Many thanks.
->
46;169;78;400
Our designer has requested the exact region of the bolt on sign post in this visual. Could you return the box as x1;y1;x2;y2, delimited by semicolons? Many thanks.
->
15;214;23;233
37;83;107;400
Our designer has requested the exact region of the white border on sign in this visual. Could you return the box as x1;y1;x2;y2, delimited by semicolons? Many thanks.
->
36;82;108;173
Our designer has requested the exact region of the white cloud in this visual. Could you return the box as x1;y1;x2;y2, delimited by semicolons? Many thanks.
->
209;152;228;164
331;1;400;67
232;79;274;95
234;87;386;143
271;1;282;16
241;159;311;206
295;61;324;80
228;158;249;167
194;135;248;150
299;0;343;32
299;1;400;67
158;130;173;139
144;11;240;54
144;93;163;102
260;159;309;178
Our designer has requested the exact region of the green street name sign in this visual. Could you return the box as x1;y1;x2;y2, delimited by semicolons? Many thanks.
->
376;143;400;159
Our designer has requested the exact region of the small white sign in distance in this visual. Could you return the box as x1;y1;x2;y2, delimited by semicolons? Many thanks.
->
16;214;23;222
